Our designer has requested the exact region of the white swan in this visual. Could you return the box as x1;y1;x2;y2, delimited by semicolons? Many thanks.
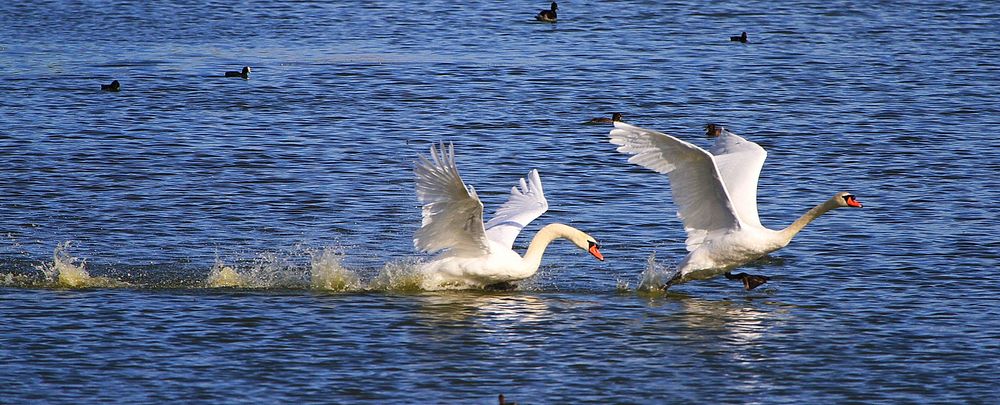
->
414;142;604;290
609;122;862;290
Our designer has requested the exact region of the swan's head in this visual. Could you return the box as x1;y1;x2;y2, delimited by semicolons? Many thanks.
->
568;232;603;261
833;192;863;208
586;240;604;261
705;123;723;138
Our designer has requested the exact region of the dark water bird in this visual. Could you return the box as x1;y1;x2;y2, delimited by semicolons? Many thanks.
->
704;123;723;138
588;112;623;124
498;394;517;405
535;2;557;22
225;66;251;79
100;80;120;92
731;31;748;43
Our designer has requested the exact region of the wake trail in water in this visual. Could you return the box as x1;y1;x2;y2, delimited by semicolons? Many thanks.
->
204;247;427;292
1;241;624;293
0;239;441;292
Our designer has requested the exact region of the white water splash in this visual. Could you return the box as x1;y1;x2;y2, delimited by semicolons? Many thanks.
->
205;251;306;288
206;246;363;291
35;242;123;288
370;258;426;292
309;247;360;292
615;278;631;293
637;253;679;292
206;258;244;288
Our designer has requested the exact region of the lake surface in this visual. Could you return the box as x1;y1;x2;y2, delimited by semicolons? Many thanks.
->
2;0;999;403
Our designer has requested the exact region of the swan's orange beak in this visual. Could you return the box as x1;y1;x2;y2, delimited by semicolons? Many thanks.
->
846;195;863;208
588;243;604;261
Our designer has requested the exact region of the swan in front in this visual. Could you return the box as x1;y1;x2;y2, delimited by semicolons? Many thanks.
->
609;122;862;290
414;142;604;290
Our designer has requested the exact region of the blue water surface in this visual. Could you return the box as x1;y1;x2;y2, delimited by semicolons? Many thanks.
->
2;0;999;403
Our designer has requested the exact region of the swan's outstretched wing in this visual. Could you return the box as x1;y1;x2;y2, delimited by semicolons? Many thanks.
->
413;142;491;256
708;128;767;227
609;122;741;251
484;169;549;249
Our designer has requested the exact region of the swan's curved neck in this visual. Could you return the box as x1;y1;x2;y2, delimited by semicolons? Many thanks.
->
778;198;839;244
522;223;579;270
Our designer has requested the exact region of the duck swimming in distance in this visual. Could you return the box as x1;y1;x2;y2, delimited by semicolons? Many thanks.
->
225;66;251;79
413;142;604;290
100;80;120;91
731;32;748;43
704;123;723;137
608;122;863;291
588;112;623;124
535;2;558;22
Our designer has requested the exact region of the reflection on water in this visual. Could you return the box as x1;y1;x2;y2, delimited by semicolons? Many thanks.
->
415;292;553;325
2;0;998;402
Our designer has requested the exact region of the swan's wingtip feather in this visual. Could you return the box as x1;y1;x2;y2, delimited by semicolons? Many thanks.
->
528;169;543;192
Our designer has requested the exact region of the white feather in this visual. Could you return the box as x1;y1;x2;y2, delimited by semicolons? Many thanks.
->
484;169;549;249
609;122;742;251
413;142;490;256
708;128;768;227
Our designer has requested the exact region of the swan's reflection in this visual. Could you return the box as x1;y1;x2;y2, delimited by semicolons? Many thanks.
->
642;290;791;396
415;291;553;325
409;291;558;351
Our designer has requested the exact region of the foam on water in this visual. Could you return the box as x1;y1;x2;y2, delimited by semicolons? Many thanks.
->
203;246;424;292
34;242;125;288
309;247;361;292
637;253;678;292
206;259;244;288
369;258;426;292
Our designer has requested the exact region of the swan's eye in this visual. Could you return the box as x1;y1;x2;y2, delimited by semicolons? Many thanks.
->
843;195;855;202
588;241;600;250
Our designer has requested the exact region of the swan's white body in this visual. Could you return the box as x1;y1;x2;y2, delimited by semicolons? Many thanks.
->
414;143;603;290
609;122;862;286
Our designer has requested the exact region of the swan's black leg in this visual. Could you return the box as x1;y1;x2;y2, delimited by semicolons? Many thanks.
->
725;272;770;290
660;272;683;290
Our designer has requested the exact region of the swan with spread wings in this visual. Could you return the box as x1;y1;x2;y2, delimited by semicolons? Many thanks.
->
413;142;604;290
609;122;862;290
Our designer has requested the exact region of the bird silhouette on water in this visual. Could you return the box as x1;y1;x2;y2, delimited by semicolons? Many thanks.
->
535;2;557;22
100;80;120;91
225;66;251;79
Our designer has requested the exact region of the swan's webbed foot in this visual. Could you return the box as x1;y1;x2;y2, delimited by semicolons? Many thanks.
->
484;281;517;291
724;272;770;290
